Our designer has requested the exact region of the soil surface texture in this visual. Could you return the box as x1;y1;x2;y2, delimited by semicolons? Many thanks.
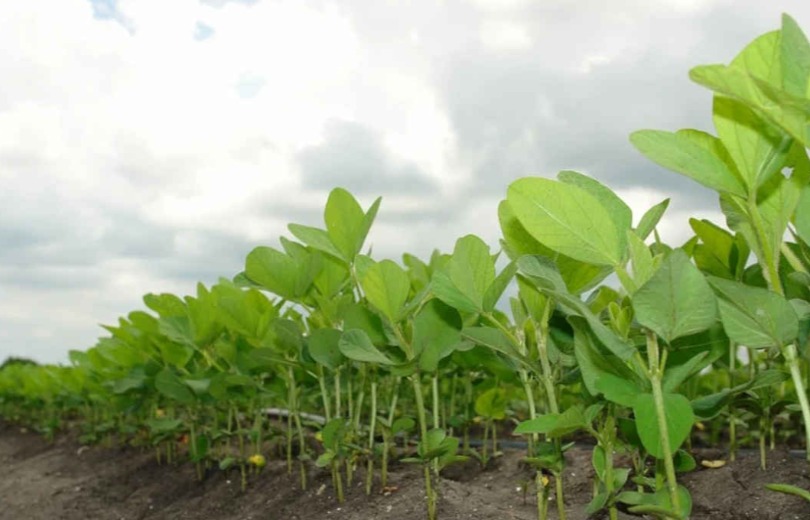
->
1;422;809;520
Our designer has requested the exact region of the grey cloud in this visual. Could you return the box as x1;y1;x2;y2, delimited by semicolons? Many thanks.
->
296;119;438;195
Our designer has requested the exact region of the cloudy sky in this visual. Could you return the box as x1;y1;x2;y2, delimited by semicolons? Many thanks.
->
2;0;809;364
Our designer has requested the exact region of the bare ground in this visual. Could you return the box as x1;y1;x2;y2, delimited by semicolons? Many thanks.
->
1;421;809;520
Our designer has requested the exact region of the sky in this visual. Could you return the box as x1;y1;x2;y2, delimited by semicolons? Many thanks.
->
1;0;809;364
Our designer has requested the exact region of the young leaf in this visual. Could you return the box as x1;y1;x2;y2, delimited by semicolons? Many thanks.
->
338;329;396;365
507;177;626;266
630;129;746;197
633;249;717;343
431;235;495;313
288;224;344;261
324;188;367;261
707;276;799;348
635;198;670;240
413;299;462;372
633;393;694;459
360;260;410;324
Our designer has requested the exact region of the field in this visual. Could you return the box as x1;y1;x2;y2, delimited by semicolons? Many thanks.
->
2;12;810;520
1;420;808;520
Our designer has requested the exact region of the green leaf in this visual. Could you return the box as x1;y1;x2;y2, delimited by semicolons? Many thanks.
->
630;129;746;197
432;235;495;313
307;328;345;370
498;200;611;294
413;299;462;372
324;188;368;261
288;223;344;260
154;369;195;405
636;198;670;240
507;177;626;266
627;230;655;290
482;262;517;312
708;276;799;348
690;62;810;147
245;246;319;300
663;351;709;393
781;14;810;98
519;256;635;360
461;326;529;368
338;329;396;365
341;303;387;346
585;492;609;515
633;249;717;343
557;170;632;232
514;406;585;437
474;387;508;420
360;260;410;323
633;393;694;459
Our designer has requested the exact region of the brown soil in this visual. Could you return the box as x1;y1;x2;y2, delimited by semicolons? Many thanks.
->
1;422;809;520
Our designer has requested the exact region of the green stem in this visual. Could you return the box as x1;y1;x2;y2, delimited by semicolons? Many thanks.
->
783;343;810;461
411;374;437;520
366;378;377;495
646;330;681;514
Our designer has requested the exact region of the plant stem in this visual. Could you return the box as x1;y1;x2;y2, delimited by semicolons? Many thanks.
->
729;342;737;462
646;330;681;514
411;374;437;520
366;378;377;495
783;342;810;461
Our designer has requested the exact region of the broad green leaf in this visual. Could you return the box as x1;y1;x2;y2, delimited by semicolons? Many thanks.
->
341;303;387;346
154;369;195;405
360;260;410;323
514;406;586;437
635;198;670;240
431;235;495;313
507;177;626;266
781;14;810;98
633;249;717;343
689;218;737;278
144;293;186;318
288;223;344;260
708;276;799;348
474;387;508;420
307;328;344;370
690;63;810;147
324;187;367;261
620;486;692;519
713;97;792;193
245;246;319;300
498;200;611;293
338;329;396;365
662;351;709;393
557;170;632;232
573;314;645;404
462;326;527;366
413;299;462;372
633;392;694;459
630;129;746;197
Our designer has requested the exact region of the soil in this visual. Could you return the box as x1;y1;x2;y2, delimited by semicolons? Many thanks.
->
1;421;809;520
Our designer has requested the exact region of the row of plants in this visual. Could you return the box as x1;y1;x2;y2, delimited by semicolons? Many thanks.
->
3;13;810;520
